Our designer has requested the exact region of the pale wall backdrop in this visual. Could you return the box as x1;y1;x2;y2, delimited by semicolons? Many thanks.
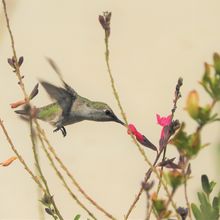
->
0;0;220;220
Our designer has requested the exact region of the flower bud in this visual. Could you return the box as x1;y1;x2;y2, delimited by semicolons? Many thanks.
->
167;170;184;190
213;52;220;75
186;90;199;119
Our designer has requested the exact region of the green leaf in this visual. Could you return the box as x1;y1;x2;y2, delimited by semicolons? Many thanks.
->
210;181;217;193
213;53;220;75
212;197;220;210
201;175;211;195
153;199;165;214
191;203;202;220
166;170;184;190
198;192;210;209
74;214;81;220
211;198;220;220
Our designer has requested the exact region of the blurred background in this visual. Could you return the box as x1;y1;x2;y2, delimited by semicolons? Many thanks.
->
0;0;220;219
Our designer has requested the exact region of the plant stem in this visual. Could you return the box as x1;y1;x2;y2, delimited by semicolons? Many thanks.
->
157;189;176;220
104;33;128;126
2;0;28;99
35;121;115;220
125;78;182;220
0;119;46;192
125;148;179;220
30;119;64;220
2;1;65;218
103;27;179;220
35;123;97;220
125;149;162;220
183;163;192;220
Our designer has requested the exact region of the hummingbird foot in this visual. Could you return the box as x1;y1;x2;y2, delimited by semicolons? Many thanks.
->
53;126;67;137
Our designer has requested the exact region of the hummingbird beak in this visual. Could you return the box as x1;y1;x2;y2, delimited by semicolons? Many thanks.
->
111;113;125;126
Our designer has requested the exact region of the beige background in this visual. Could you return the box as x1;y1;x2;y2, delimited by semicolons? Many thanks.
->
0;0;220;219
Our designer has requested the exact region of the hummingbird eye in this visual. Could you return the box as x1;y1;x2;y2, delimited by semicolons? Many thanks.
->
104;109;111;115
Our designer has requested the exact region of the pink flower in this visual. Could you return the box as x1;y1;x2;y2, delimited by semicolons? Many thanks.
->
127;124;157;151
127;124;144;142
156;114;172;139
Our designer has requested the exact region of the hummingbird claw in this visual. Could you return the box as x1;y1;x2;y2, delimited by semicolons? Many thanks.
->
53;126;67;137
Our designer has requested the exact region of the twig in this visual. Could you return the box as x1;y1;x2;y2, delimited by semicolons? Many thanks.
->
99;12;180;220
2;1;64;218
104;31;128;126
30;119;64;220
157;189;176;220
35;124;97;220
0;119;46;193
126;78;183;220
37;186;45;220
146;78;183;219
184;175;192;220
182;160;192;220
2;0;28;99
125;149;163;220
101;12;155;169
35;121;116;220
125;149;179;220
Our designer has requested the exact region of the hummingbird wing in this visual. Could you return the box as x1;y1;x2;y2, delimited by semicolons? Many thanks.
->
46;58;77;95
40;81;76;117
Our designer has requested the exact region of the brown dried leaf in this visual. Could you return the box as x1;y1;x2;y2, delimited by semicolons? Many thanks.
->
29;83;39;100
0;156;17;167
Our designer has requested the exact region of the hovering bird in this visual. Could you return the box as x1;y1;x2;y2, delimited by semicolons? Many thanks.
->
15;59;125;137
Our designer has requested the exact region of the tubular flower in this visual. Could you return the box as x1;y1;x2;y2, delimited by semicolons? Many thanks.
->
156;114;172;139
0;156;17;167
127;124;157;151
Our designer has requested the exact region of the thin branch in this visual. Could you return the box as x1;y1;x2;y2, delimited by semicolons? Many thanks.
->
2;1;66;218
102;12;156;169
125;149;163;220
125;150;180;220
99;12;180;220
104;31;128;126
184;178;192;220
2;0;28;98
125;78;183;220
35;121;116;220
35;124;97;220
0;119;46;193
157;189;176;220
183;163;192;220
30;119;64;220
2;2;116;218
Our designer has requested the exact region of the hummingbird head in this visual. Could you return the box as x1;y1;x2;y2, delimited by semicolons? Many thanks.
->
88;102;125;126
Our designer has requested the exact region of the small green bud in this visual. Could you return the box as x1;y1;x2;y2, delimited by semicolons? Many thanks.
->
166;170;184;190
186;90;199;119
213;53;220;75
151;192;171;217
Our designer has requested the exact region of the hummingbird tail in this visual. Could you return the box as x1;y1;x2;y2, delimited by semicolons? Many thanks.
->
14;109;28;115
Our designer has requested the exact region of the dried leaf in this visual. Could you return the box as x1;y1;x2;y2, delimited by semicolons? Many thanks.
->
142;180;154;191
7;58;15;68
18;56;24;66
45;208;53;216
0;156;17;167
29;83;39;100
158;158;181;169
186;163;191;176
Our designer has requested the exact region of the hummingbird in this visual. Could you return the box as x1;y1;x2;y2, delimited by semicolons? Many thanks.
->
15;60;125;137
